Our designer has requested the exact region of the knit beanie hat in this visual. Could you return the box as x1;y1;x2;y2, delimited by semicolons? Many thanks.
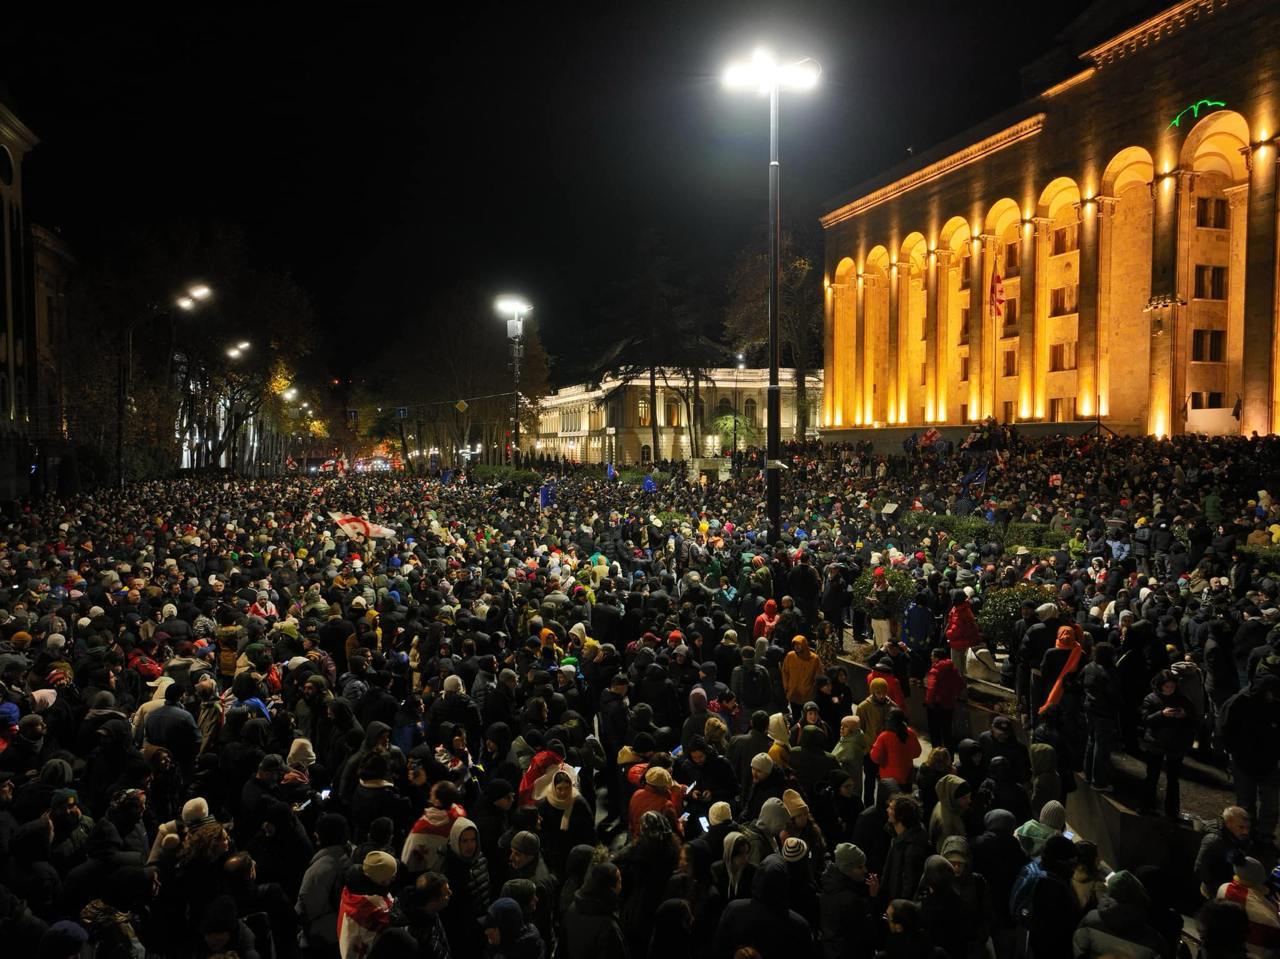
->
1041;834;1078;870
1038;800;1067;831
443;674;464;693
834;843;866;875
781;836;808;862
709;801;732;826
1235;857;1268;888
869;677;889;695
782;788;809;818
181;798;211;824
362;850;398;886
38;920;89;959
644;766;673;789
1105;870;1150;906
510;830;541;857
758;797;790;834
768;741;790;766
750;753;774;775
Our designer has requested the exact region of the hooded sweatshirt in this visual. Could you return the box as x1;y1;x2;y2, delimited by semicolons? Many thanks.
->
782;636;821;705
928;774;969;845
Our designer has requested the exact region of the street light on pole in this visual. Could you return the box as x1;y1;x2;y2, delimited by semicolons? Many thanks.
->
733;352;745;471
118;282;214;487
724;48;819;543
495;295;532;466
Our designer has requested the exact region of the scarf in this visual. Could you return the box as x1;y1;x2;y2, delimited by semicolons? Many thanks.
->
544;783;576;831
1040;626;1084;714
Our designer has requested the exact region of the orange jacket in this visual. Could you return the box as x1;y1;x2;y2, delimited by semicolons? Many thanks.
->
782;637;822;704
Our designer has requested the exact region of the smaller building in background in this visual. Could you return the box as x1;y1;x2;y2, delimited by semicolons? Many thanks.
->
532;367;823;465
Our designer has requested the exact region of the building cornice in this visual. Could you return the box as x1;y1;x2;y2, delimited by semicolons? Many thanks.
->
820;114;1046;229
1039;68;1095;99
0;102;39;154
1080;0;1229;68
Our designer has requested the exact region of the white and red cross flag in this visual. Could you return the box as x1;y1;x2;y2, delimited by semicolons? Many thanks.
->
328;511;397;541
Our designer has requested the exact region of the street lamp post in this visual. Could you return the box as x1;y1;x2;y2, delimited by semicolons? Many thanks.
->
117;283;213;487
733;352;745;473
495;295;532;467
724;49;819;543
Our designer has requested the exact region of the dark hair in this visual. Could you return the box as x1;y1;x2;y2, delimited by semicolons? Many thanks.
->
751;710;769;733
315;813;350;847
888;708;909;742
581;860;619;898
1198;899;1249;957
359;751;390;780
418;871;450;903
1091;642;1116;669
888;898;923;931
890;794;922;829
431;781;461;807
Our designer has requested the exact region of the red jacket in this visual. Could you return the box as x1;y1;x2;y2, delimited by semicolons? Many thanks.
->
869;727;921;784
945;601;980;650
924;658;965;709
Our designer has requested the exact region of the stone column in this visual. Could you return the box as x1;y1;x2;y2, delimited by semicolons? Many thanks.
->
1094;196;1118;418
1224;183;1249;410
1032;217;1053;419
823;282;835;427
1241;145;1277;436
925;250;940;422
1146;170;1192;436
1076;200;1100;418
1017;219;1036;419
855;275;867;425
968;238;984;421
887;263;900;424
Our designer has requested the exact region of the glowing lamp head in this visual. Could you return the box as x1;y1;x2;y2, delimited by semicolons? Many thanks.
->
723;49;820;95
176;296;195;311
495;295;532;316
188;284;212;301
237;341;250;351
226;348;241;359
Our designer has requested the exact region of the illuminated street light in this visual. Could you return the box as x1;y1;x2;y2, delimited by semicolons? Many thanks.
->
188;284;212;300
495;294;532;465
176;296;195;311
227;347;242;359
284;388;297;400
724;46;819;543
237;341;250;350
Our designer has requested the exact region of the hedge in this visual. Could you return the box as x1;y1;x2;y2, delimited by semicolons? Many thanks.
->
1242;545;1280;576
850;566;916;618
469;465;542;485
900;513;997;549
977;582;1057;651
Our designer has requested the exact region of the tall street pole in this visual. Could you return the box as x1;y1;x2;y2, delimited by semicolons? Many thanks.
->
766;82;782;545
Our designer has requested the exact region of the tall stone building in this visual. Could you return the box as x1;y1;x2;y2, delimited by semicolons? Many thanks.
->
821;0;1280;438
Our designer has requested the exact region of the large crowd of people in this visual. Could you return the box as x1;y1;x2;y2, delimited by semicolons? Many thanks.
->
1;425;1280;959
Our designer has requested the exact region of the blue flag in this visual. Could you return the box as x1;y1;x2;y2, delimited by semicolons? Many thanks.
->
441;469;454;485
607;462;616;481
642;474;657;493
539;482;556;509
958;464;988;488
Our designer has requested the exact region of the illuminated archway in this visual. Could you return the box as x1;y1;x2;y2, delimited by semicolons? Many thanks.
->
936;216;971;424
1035;177;1082;423
984;199;1022;422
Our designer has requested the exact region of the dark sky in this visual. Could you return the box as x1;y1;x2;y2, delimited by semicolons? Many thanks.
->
2;1;1096;383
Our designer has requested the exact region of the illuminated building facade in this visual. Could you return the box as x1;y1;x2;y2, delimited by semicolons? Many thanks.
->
533;367;822;465
821;0;1280;437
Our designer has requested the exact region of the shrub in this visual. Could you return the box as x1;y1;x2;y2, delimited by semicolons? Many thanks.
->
1005;521;1049;547
850;567;916;619
898;512;995;548
976;582;1057;651
1242;545;1280;576
470;465;541;485
1040;528;1069;548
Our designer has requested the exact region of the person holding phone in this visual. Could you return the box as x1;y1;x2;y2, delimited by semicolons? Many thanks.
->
1138;669;1197;818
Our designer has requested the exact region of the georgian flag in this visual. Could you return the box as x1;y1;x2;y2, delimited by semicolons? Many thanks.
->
328;511;396;541
990;270;1005;319
920;428;941;447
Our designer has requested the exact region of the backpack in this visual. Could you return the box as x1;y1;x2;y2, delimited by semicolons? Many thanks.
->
1009;858;1046;926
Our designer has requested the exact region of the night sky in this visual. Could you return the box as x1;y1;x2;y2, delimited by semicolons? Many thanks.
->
2;2;1101;383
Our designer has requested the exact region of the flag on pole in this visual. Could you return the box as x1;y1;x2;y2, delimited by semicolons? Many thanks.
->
642;474;657;494
606;462;617;481
539;481;556;510
921;427;941;447
328;511;396;541
958;464;988;488
990;269;1005;320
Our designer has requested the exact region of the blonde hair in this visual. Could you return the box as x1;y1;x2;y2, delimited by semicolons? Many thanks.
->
924;746;953;772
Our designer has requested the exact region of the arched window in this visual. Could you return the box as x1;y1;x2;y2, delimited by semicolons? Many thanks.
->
743;398;758;426
640;444;652;464
666;400;680;426
638;396;651;427
716;397;732;417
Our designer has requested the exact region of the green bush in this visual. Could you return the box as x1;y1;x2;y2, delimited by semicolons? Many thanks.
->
655;510;688;527
1242;545;1280;576
977;582;1057;651
1041;528;1069;548
619;468;669;486
470;465;541;485
850;567;916;618
1005;521;1049;546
